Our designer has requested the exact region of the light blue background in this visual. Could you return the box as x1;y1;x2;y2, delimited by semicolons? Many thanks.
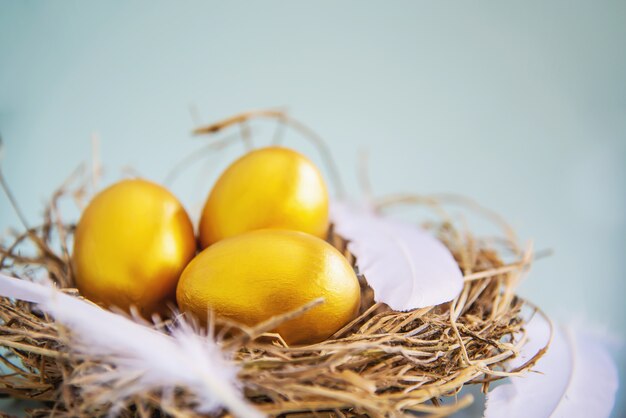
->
1;1;625;416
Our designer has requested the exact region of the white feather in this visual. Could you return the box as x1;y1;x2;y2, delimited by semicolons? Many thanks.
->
330;201;464;310
0;273;263;418
484;315;618;418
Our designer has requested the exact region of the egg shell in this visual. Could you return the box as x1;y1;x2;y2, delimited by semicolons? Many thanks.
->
198;146;329;247
73;179;196;315
177;229;360;345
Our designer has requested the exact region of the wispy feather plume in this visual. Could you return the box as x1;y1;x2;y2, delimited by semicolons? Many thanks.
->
331;201;463;310
0;273;263;418
484;315;618;418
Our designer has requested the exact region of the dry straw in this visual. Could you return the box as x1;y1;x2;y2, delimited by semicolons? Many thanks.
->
0;111;549;417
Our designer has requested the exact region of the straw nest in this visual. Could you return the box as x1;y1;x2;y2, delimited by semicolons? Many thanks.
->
0;111;549;417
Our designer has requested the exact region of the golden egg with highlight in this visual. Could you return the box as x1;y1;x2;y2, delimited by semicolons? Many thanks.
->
73;179;196;315
198;146;329;248
176;229;360;345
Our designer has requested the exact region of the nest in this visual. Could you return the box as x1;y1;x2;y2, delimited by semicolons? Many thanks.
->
0;111;548;417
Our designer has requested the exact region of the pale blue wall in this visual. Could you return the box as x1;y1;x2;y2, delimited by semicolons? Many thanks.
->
1;1;625;415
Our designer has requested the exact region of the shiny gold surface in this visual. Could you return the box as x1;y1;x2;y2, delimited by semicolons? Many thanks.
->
177;229;360;345
198;146;329;248
73;179;196;315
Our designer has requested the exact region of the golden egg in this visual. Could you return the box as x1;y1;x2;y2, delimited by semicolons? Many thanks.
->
73;179;196;315
177;229;360;345
198;146;329;248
